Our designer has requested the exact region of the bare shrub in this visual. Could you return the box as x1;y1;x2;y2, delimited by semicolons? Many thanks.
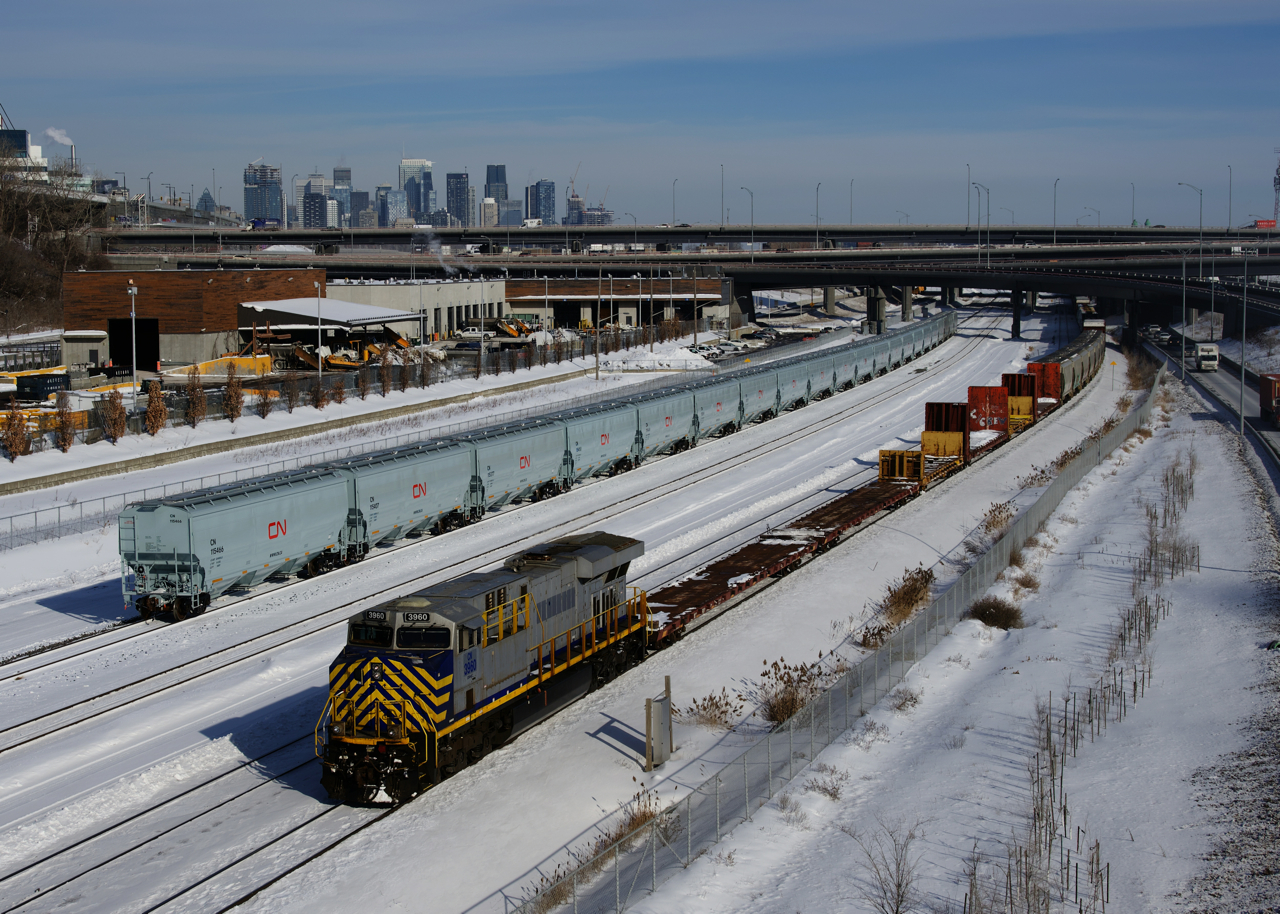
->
144;380;166;435
889;686;920;713
776;791;808;828
843;816;927;914
399;356;413;391
969;596;1023;630
357;367;370;401
183;367;206;427
757;658;823;725
283;371;300;413
54;390;75;452
804;763;850;800
102;389;127;442
419;354;434;388
1008;545;1025;568
3;396;30;460
310;378;329;410
943;733;966;750
859;619;893;649
872;564;936;627
1052;443;1083;473
224;362;244;422
330;377;346;404
846;719;890;751
674;687;743;729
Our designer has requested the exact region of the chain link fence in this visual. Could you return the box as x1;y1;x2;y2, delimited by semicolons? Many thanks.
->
511;361;1167;914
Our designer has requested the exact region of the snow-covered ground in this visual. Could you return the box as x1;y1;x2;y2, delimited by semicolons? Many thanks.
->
2;308;1271;914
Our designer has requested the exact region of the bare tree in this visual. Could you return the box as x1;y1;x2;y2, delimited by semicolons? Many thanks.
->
103;388;127;442
223;361;244;421
283;371;300;412
356;367;370;400
330;376;346;404
378;349;392;396
844;816;927;914
54;389;75;452
183;367;206;427
144;379;166;435
254;386;273;419
3;396;30;460
310;376;328;410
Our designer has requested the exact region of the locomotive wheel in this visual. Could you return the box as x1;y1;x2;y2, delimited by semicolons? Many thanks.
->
172;598;191;622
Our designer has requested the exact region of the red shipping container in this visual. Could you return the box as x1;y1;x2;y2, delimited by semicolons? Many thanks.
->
924;402;967;432
1027;362;1062;405
968;386;1009;434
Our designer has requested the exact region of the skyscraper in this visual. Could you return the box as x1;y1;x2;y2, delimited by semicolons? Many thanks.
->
302;192;328;228
484;164;508;205
399;158;432;218
197;188;216;213
446;173;471;227
481;197;498;227
525;179;556;225
243;162;284;222
385;189;408;226
468;186;476;228
375;184;392;227
333;166;352;187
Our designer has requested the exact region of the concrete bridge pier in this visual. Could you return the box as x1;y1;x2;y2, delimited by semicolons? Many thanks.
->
824;286;837;316
900;285;914;319
868;286;887;333
1010;289;1024;339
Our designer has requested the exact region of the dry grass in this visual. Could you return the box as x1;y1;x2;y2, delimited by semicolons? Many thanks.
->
873;564;937;627
969;595;1024;629
1012;570;1040;593
981;501;1015;537
757;658;823;725
777;791;809;828
674;687;743;729
1007;546;1025;568
846;719;890;751
1017;465;1053;488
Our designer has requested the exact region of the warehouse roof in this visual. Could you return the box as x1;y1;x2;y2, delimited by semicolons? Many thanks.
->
240;297;414;327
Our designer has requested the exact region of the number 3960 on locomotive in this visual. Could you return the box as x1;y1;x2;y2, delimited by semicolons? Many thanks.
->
316;532;648;804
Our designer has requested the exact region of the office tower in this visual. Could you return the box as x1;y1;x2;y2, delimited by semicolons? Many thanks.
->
243;162;284;222
481;197;498;227
326;198;339;228
468;187;476;228
484;164;508;205
385;189;408;226
399;158;432;217
357;208;378;228
525;179;555;225
296;172;329;217
375;183;392;227
565;190;585;225
197;188;216;213
302;192;328;228
446;172;471;227
349;190;369;219
499;199;523;226
331;185;351;226
333;166;352;187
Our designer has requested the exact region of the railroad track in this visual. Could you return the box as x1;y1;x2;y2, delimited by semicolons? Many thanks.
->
0;308;1030;911
0;308;1006;760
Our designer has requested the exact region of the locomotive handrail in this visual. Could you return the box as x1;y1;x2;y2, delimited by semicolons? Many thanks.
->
314;691;336;758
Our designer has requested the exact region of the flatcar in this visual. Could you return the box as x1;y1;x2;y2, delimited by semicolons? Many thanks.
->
317;532;647;803
119;312;957;619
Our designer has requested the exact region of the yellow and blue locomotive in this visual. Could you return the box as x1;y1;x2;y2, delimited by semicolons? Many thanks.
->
317;532;648;804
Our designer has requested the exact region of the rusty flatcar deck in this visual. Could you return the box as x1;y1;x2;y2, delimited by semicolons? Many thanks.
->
647;478;918;642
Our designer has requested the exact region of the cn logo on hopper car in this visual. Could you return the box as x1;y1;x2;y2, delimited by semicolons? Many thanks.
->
412;483;428;499
267;520;287;539
664;416;671;427
600;433;610;445
519;455;532;469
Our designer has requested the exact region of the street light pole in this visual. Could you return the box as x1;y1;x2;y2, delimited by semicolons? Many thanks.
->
849;177;854;225
313;280;323;386
897;211;910;225
720;165;724;228
1001;207;1014;225
1086;206;1100;229
966;164;971;229
1178;182;1203;278
672;178;678;226
972;183;989;265
127;283;138;413
145;172;153;203
1228;165;1233;235
625;212;637;249
1130;182;1135;226
741;187;754;264
1241;253;1248;437
1180;253;1187;381
1053;177;1060;244
815;182;821;249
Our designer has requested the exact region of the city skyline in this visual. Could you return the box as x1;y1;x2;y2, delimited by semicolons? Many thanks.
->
6;1;1280;227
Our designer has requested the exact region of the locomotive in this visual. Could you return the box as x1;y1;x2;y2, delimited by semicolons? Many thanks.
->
316;532;648;804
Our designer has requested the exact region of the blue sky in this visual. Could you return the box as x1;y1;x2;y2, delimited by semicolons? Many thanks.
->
6;0;1279;226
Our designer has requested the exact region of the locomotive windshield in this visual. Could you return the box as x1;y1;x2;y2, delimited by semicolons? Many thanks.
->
349;623;393;647
396;627;452;650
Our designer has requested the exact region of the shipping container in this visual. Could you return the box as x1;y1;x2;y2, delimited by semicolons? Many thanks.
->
1002;372;1039;430
922;401;969;462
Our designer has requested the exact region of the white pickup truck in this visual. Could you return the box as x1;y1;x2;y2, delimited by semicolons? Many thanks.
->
1196;343;1219;371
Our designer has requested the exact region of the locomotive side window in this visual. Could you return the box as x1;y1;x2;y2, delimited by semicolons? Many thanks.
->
397;627;452;650
349;624;393;647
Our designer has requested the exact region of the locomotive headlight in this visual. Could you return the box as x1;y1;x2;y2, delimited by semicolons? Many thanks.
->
367;661;384;682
